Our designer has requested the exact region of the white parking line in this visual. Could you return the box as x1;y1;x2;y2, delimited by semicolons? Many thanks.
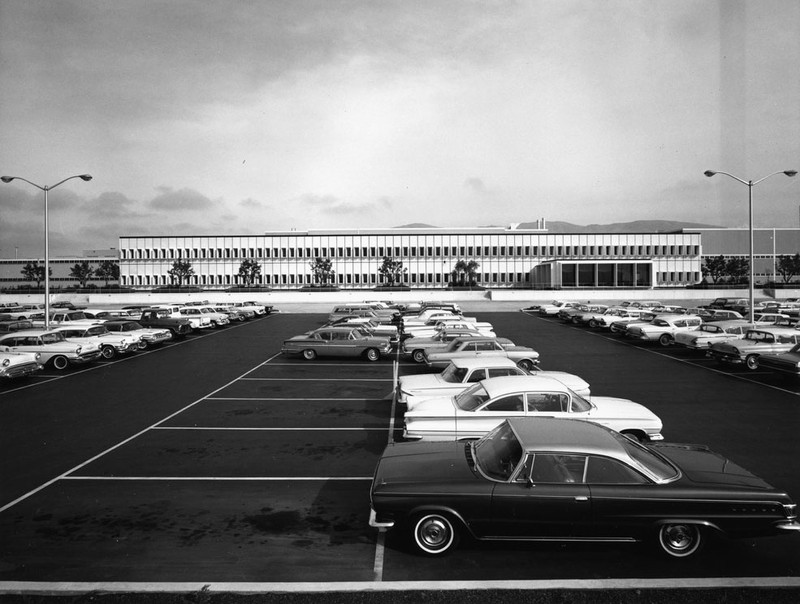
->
240;377;392;382
61;476;372;481
152;426;390;431
206;397;386;401
0;352;283;513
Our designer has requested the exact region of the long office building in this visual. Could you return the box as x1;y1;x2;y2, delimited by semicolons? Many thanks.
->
117;226;704;290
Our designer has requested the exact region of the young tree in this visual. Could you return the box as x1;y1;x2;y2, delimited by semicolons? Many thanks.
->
776;254;800;284
94;260;120;286
309;257;334;286
701;255;728;284
451;259;480;286
725;257;750;284
20;261;50;288
69;261;95;288
20;262;41;287
168;260;195;287
237;259;262;286
464;260;480;285
378;256;406;286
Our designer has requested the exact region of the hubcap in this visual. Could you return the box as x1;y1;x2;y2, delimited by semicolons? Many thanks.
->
419;518;449;548
664;525;694;551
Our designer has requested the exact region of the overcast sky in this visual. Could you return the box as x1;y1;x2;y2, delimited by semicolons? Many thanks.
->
1;0;799;258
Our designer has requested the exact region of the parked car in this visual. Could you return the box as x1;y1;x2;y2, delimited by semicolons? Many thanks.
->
538;301;578;316
137;308;194;338
584;307;645;329
402;318;493;339
368;417;799;557
178;306;230;328
758;343;800;375
403;329;503;363
0;349;43;379
51;324;140;359
702;309;744;322
101;320;173;350
235;301;273;315
152;305;213;329
0;319;34;333
609;311;657;334
0;329;102;370
558;304;608;324
281;327;392;361
50;301;87;310
423;337;539;370
210;304;253;322
403;375;662;442
673;321;755;351
399;357;591;409
708;327;800;370
625;314;704;346
325;317;400;341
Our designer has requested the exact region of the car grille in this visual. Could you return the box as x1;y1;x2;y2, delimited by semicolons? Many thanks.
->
2;362;41;378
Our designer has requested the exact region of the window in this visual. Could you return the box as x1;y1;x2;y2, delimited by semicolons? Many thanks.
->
530;454;586;483
527;392;569;412
586;456;646;484
485;394;524;412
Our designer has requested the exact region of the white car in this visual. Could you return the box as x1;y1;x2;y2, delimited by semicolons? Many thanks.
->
178;306;226;328
624;314;704;346
153;305;213;329
232;301;272;315
403;375;663;443
537;301;578;316
402;318;494;339
0;349;43;379
0;329;102;370
399;357;591;409
673;320;756;351
51;324;141;360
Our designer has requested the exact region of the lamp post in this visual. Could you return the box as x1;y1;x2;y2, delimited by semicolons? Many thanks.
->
1;174;93;329
703;169;797;322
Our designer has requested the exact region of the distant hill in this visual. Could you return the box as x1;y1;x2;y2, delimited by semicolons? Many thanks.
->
395;220;720;232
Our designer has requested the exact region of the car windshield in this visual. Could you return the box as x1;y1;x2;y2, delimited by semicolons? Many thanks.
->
455;383;491;411
651;319;670;327
611;432;679;482
440;364;469;383
744;331;775;342
119;322;142;332
698;324;722;333
473;422;523;481
86;326;109;336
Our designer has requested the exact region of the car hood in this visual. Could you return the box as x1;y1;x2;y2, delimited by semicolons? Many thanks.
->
652;443;775;490
373;441;477;486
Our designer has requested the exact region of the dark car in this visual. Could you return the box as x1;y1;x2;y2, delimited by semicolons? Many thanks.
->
757;343;800;375
369;418;798;558
281;327;392;361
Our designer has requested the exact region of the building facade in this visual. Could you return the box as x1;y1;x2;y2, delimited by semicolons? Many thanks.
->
117;227;703;290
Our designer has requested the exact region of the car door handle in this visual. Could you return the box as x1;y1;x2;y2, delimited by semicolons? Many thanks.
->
574;496;589;502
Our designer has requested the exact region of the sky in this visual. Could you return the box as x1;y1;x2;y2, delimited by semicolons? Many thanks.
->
1;0;799;258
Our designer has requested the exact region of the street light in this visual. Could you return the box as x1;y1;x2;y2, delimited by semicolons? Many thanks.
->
0;174;93;329
704;169;797;322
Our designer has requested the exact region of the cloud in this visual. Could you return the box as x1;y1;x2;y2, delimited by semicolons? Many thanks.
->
148;187;215;211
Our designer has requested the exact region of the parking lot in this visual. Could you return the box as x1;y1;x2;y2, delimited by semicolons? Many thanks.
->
1;308;799;596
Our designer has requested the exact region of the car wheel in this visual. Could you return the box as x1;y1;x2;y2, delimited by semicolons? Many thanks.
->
745;354;759;370
412;349;425;363
365;348;380;362
571;316;580;324
658;333;672;347
137;340;149;350
657;523;703;558
302;349;317;360
589;319;599;328
51;355;70;371
412;513;459;555
100;346;116;360
517;359;534;371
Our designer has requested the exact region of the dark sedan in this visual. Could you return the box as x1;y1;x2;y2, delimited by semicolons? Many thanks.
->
281;326;392;361
369;418;799;558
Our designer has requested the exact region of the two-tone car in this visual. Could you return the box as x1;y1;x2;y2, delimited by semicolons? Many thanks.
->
673;320;755;351
624;314;704;346
101;320;173;350
0;349;43;379
403;329;500;363
708;326;800;370
281;326;392;361
50;324;140;360
398;357;591;409
369;417;799;558
0;329;102;370
402;375;662;442
423;337;540;371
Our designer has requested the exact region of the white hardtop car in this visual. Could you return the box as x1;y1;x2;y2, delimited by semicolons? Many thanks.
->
402;309;463;327
399;357;591;409
403;318;494;339
0;329;102;370
0;349;43;379
537;301;577;316
152;305;213;329
625;314;704;346
100;320;173;349
673;320;756;351
51;324;141;359
403;375;663;443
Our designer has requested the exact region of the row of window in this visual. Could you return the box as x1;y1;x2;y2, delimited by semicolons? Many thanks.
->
121;270;698;287
121;243;701;261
